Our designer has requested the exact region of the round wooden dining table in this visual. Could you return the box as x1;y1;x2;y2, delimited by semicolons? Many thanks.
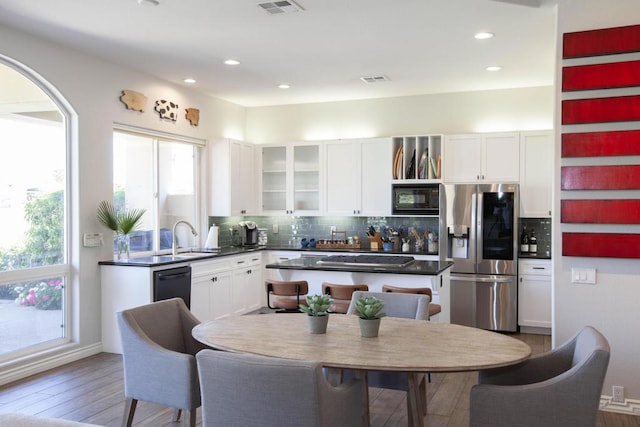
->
192;313;531;427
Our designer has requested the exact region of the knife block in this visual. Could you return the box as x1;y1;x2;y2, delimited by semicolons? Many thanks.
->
368;232;383;250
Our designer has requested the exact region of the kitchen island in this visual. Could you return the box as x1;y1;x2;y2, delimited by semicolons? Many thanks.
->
265;255;453;322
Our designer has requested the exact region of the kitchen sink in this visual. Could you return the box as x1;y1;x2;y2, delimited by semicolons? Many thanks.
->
173;250;220;259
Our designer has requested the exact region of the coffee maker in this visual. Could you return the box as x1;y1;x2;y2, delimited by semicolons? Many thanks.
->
238;221;258;246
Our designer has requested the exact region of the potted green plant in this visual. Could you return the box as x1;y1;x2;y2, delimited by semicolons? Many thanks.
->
299;294;331;334
354;296;386;337
97;200;146;259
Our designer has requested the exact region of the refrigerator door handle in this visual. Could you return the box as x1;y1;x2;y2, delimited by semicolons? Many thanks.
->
451;275;514;283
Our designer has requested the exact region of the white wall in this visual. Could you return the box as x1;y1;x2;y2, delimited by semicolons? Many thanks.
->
554;0;640;411
0;23;245;381
246;86;554;143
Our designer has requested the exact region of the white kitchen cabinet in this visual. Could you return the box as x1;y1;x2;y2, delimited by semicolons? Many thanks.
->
210;139;256;216
230;253;263;315
444;132;519;183
190;258;233;321
519;130;553;218
325;138;392;216
260;143;323;215
518;259;551;333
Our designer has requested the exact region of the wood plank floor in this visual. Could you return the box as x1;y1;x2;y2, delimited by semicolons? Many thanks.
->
0;333;638;426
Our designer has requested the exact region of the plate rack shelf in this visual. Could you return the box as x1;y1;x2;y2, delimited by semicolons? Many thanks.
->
392;135;443;181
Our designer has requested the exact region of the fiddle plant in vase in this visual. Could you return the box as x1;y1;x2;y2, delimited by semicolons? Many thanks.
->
299;294;331;334
97;200;146;260
355;296;386;337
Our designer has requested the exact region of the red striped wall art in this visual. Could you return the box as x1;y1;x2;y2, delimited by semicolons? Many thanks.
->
562;23;640;258
562;130;640;157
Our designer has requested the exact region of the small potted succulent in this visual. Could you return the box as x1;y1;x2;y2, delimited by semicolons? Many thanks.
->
299;294;331;334
354;296;386;337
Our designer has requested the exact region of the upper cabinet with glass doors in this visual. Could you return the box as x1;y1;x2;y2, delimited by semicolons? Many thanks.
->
391;135;443;181
260;143;323;215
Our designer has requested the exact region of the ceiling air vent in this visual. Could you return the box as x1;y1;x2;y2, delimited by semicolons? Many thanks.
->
258;0;304;15
360;75;391;84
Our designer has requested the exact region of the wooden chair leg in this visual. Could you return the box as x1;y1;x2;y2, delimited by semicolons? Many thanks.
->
122;398;137;427
173;408;182;422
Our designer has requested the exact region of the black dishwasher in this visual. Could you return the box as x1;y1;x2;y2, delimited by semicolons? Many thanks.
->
153;266;192;308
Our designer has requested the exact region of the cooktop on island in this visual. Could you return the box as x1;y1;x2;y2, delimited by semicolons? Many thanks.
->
317;255;415;267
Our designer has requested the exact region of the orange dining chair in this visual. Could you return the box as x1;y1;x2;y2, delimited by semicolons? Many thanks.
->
265;279;309;313
321;282;369;314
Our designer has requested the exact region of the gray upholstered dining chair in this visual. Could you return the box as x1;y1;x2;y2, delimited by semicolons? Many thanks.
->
346;291;431;425
117;298;208;427
196;349;367;427
381;284;442;319
470;325;610;427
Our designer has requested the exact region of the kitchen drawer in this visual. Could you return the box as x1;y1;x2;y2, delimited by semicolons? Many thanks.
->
191;258;232;276
519;259;551;276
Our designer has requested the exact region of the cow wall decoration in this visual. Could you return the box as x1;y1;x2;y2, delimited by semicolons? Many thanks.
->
185;108;200;126
119;90;147;112
154;99;179;121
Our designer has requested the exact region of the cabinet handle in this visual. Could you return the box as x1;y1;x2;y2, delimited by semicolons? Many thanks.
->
532;267;546;270
520;277;523;282
237;260;245;264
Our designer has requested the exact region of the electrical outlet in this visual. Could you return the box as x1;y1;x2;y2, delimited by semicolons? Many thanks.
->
612;385;625;403
330;225;337;233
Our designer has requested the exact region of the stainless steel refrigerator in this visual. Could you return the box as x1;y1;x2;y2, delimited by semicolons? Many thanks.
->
444;183;519;332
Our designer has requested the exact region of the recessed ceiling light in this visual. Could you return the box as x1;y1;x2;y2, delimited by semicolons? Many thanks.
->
183;78;196;84
474;32;494;40
137;0;159;6
278;84;290;89
224;59;241;65
486;66;502;71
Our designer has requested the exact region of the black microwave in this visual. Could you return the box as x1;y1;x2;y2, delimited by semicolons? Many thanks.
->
392;183;441;215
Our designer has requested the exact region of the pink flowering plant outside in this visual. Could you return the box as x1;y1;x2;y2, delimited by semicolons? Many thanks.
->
13;279;63;310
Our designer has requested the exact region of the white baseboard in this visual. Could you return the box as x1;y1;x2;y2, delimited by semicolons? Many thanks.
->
0;343;103;387
600;395;640;415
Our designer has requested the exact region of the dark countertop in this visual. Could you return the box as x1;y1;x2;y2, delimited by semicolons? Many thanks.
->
98;246;264;267
99;245;441;268
265;255;454;276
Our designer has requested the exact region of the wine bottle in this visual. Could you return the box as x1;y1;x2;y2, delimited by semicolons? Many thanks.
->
529;229;537;253
520;225;529;254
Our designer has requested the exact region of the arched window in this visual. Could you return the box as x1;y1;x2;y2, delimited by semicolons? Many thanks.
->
0;58;71;361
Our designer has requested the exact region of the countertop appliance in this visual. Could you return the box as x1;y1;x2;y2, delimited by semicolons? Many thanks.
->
444;183;518;332
152;265;192;308
239;221;258;246
392;183;442;215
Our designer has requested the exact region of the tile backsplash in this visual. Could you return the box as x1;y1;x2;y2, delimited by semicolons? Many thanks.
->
209;215;440;250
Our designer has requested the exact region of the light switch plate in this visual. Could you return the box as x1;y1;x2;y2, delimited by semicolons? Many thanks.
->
83;232;103;247
571;268;596;284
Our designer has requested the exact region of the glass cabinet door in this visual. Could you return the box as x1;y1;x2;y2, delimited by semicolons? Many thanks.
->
293;145;320;212
261;146;287;212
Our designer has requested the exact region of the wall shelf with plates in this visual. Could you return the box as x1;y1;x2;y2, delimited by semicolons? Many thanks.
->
392;135;442;181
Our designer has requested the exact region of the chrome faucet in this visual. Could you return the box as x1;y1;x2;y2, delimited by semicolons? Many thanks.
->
172;220;198;256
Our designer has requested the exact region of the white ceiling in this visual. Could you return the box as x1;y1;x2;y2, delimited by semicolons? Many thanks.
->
0;0;559;107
